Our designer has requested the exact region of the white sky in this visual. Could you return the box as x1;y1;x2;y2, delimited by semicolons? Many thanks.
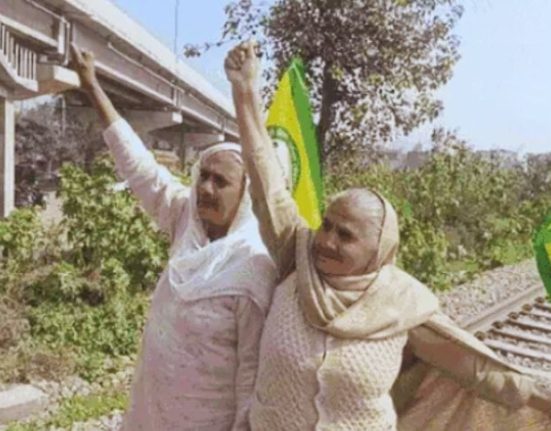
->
111;0;551;154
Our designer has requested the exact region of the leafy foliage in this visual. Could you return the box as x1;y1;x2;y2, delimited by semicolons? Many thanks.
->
0;207;63;297
0;207;43;266
186;0;463;160
59;157;168;291
0;158;169;382
325;132;551;289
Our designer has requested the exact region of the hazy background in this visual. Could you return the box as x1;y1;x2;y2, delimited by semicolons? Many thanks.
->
110;0;551;155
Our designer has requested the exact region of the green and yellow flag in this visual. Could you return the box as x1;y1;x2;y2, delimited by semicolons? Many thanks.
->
533;214;551;299
266;58;324;229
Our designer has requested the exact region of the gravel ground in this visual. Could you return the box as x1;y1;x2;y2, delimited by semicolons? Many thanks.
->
436;259;544;323
434;258;551;396
2;366;133;431
67;412;124;431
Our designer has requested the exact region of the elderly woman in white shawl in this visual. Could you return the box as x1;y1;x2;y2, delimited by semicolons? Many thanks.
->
225;41;551;431
71;45;277;430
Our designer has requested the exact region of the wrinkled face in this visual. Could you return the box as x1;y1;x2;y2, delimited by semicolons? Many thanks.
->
312;198;381;276
196;151;245;229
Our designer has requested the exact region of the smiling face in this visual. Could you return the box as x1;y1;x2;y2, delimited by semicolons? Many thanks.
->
312;191;383;276
196;150;245;231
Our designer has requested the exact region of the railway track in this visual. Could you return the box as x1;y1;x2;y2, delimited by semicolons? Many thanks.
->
461;283;551;374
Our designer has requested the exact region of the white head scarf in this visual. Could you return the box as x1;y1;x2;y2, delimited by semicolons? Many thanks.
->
167;143;276;313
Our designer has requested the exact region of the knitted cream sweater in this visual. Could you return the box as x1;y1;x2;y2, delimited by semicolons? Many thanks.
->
250;273;406;431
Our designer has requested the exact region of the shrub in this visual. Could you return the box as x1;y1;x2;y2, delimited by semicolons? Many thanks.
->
59;157;169;291
325;145;550;290
0;157;171;381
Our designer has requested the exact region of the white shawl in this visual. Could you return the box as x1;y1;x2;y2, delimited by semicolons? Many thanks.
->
167;143;275;313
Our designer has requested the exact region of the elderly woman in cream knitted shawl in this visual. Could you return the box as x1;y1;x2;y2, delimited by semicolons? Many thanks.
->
225;41;551;431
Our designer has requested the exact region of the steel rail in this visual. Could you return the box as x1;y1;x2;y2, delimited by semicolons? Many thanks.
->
460;283;545;332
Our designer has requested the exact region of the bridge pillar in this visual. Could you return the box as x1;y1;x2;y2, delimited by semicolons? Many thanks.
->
124;110;183;135
0;97;14;217
183;132;226;149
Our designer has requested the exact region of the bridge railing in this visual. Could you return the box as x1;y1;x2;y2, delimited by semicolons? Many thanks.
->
0;23;37;82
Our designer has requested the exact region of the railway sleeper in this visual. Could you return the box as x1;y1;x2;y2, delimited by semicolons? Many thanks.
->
535;302;551;313
505;317;551;333
483;339;551;362
488;327;551;347
520;309;551;320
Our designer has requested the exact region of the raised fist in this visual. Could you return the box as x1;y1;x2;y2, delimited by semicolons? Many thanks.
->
224;40;260;89
70;43;98;91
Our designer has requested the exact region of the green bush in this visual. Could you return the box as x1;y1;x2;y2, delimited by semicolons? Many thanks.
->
27;291;149;380
0;208;45;292
0;207;42;262
325;145;551;290
59;157;169;291
0;157;170;382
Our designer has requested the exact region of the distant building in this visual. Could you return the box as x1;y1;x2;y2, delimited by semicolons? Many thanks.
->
376;148;430;170
477;149;521;169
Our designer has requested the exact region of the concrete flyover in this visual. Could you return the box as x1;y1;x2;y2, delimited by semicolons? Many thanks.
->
0;0;238;217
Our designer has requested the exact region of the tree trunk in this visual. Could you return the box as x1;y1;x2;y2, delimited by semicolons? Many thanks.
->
317;62;338;164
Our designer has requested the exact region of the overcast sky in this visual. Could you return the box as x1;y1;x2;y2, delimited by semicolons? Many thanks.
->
111;0;551;154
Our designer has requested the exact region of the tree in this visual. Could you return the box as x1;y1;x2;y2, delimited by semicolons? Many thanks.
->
15;98;105;206
186;0;463;163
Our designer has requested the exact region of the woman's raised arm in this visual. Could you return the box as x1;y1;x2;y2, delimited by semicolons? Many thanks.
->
71;44;189;240
225;41;302;278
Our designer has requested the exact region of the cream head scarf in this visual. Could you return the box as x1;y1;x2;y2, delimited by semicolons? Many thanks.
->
167;143;276;313
296;190;439;339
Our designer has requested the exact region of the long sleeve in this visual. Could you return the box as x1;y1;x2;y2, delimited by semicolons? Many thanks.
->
102;118;190;239
246;139;303;278
232;84;303;279
408;312;536;410
232;297;266;431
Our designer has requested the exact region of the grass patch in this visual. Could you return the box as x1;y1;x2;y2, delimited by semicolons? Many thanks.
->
0;289;148;384
5;390;128;430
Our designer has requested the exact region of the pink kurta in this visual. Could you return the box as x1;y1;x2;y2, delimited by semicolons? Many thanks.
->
127;277;263;430
103;120;276;430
